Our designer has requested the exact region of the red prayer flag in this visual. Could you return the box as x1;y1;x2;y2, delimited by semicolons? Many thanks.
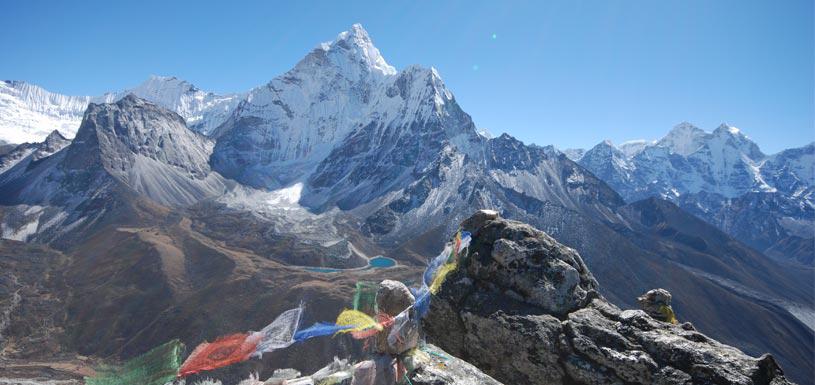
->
350;313;395;340
177;333;258;377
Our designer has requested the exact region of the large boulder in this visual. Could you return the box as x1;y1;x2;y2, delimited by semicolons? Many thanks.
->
425;210;794;385
375;280;418;355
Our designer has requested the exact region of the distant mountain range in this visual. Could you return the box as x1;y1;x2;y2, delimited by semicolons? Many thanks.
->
0;74;241;144
0;24;812;384
567;123;814;266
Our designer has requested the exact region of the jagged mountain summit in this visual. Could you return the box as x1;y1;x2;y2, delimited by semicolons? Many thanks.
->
0;95;229;244
211;23;473;191
0;24;812;385
572;122;814;265
0;75;242;144
0;129;70;175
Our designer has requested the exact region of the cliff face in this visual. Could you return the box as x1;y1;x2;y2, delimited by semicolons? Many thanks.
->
424;210;794;385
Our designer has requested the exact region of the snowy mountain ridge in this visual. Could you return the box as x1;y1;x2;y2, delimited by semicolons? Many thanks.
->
569;122;810;198
0;80;116;144
570;121;814;265
211;24;469;190
0;75;242;145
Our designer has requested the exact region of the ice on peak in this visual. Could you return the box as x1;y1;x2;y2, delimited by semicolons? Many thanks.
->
131;75;199;96
320;23;397;77
673;121;700;129
147;74;179;81
342;23;372;41
657;121;710;156
619;139;652;158
118;76;243;135
429;66;442;78
663;121;705;139
586;140;627;161
714;123;742;136
477;128;494;139
621;139;649;146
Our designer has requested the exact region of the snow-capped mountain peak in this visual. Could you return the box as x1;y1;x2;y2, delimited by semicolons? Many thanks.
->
324;23;397;77
576;123;813;265
708;122;764;161
295;23;396;85
123;75;244;135
130;75;200;100
714;122;742;136
656;121;709;155
618;139;652;157
211;24;475;190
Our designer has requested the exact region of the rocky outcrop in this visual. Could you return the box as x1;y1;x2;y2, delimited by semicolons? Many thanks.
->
407;344;503;385
375;280;418;355
637;288;677;324
425;210;794;385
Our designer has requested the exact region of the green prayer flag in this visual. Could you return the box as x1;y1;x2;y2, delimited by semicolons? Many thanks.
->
85;339;185;385
352;281;379;316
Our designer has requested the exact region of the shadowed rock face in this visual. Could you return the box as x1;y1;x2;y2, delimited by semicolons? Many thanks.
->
425;210;794;385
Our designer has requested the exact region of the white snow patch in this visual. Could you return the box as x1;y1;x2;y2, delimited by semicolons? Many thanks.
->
265;182;304;207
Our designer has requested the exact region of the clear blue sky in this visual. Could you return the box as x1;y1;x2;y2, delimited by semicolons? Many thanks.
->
2;0;812;153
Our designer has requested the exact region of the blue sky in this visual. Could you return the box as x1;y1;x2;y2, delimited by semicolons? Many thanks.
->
2;0;812;153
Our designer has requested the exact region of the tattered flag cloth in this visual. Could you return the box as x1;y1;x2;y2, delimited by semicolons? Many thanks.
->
177;333;257;377
413;289;432;318
250;306;303;358
423;244;452;289
293;322;353;341
350;313;395;340
85;339;185;385
416;230;471;316
335;309;381;335
352;281;379;315
388;307;418;348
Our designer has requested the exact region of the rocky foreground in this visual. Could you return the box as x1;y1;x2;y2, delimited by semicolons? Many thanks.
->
0;211;796;385
423;210;794;385
258;211;794;385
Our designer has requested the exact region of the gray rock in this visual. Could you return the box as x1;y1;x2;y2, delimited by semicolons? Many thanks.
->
407;344;504;385
375;280;418;355
376;280;415;317
425;211;795;385
272;368;300;380
350;355;397;385
637;288;676;323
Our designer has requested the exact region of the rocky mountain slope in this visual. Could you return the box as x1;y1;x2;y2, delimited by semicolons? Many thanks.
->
0;24;811;384
0;130;70;175
572;123;814;265
0;95;229;245
426;210;795;385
